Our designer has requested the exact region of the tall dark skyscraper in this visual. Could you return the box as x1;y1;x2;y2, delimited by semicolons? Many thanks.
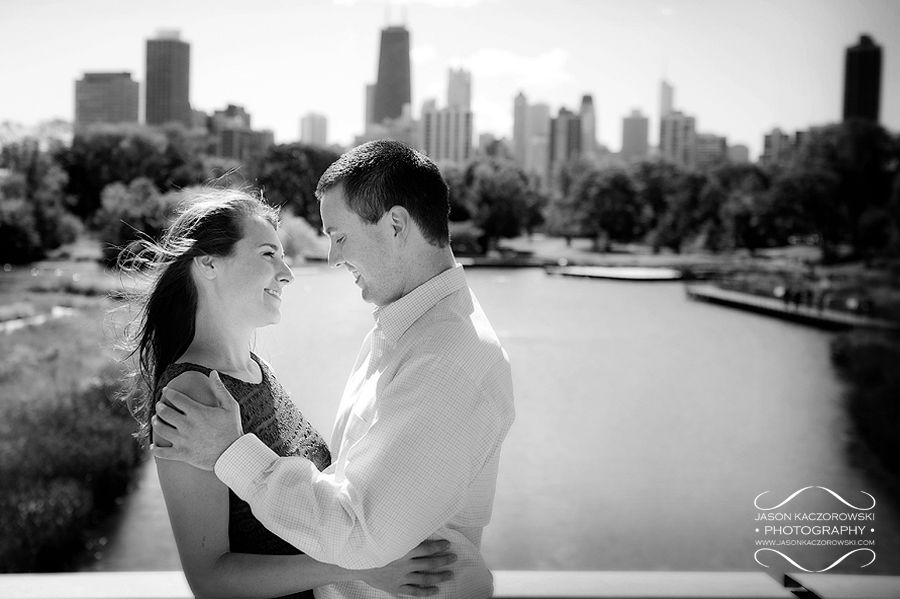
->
145;29;191;127
843;34;882;123
372;26;411;124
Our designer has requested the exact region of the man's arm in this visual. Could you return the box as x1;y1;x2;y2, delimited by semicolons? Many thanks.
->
216;353;500;569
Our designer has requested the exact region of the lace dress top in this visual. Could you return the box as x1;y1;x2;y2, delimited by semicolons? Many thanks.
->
157;353;332;599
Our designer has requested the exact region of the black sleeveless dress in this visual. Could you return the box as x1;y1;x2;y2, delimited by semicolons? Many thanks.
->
158;353;332;599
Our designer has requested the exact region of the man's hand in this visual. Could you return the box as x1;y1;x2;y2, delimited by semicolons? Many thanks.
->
152;371;243;471
359;539;457;596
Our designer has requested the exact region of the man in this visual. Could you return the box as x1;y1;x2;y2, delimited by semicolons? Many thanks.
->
153;140;516;598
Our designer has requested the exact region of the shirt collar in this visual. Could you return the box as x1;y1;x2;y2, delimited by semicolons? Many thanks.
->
374;264;467;345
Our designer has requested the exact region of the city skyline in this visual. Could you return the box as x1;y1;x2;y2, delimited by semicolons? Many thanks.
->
2;0;899;160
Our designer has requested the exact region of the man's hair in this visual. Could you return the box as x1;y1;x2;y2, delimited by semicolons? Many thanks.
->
316;140;450;246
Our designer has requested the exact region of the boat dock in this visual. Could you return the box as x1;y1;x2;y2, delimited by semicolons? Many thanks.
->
685;284;899;331
546;265;683;281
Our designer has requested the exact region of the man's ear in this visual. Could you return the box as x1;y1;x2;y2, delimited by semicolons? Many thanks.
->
387;206;411;240
193;255;217;280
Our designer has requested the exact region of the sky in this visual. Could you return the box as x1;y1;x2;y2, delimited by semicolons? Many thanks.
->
1;0;899;160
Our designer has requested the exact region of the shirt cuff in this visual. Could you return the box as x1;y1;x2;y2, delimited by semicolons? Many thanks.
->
214;433;277;498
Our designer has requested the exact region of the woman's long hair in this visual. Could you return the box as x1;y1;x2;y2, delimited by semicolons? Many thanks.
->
119;188;279;445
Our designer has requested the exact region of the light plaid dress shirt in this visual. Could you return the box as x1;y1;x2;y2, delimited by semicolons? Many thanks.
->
215;265;515;599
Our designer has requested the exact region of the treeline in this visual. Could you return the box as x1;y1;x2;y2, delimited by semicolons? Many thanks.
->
0;123;341;264
513;119;897;262
1;119;898;265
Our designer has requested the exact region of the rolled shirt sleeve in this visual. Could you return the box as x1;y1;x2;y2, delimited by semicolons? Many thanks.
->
215;353;497;569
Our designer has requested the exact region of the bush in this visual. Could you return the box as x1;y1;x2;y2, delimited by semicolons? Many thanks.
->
831;331;900;478
0;305;143;572
449;221;484;256
0;199;43;263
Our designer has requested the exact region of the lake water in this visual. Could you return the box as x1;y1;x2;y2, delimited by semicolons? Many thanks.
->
84;265;900;576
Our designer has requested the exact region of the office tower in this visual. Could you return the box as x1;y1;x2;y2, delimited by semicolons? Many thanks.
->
513;92;529;166
447;68;471;110
550;107;582;185
525;103;551;189
145;30;191;127
659;111;696;169
365;84;376;127
372;26;412;124
695;133;728;171
728;144;750;164
420;99;472;165
621;109;649;162
660;79;674;119
74;72;139;127
301;112;328;146
843;34;882;122
760;128;794;166
579;94;597;159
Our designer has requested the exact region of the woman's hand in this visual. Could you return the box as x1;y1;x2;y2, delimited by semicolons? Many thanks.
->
359;538;457;596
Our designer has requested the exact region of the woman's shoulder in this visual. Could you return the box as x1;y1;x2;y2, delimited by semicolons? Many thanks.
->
164;366;220;408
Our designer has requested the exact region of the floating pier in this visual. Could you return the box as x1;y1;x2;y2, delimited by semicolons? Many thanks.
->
685;284;899;331
545;265;683;281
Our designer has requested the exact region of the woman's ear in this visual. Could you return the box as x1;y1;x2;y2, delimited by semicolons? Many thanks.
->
193;255;217;280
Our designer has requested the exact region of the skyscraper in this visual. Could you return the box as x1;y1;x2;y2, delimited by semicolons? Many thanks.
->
843;34;882;122
447;68;471;110
74;72;139;128
659;111;696;169
301;113;328;146
419;68;473;165
511;92;551;189
660;79;674;119
579;94;597;159
372;26;411;125
145;30;191;127
621;109;649;162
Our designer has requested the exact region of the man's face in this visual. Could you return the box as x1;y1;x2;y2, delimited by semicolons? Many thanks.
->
320;186;403;306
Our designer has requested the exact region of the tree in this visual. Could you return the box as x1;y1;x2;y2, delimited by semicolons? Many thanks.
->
630;160;688;252
94;178;178;263
56;123;206;219
0;140;80;263
462;157;530;252
571;167;641;251
251;143;340;231
796;120;900;259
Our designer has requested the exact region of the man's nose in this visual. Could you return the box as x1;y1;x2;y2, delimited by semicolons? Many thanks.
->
328;243;343;268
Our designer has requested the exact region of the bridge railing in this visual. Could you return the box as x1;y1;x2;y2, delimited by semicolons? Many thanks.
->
2;570;899;599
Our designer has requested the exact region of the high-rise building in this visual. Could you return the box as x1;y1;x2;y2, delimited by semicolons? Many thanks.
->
447;68;471;110
621;109;649;162
420;99;472;165
728;144;750;164
695;133;728;172
419;68;473;165
513;92;529;166
301;112;328;146
550;107;582;183
659;111;696;169
372;26;412;125
579;94;597;159
145;29;191;127
843;34;882;122
660;79;674;119
74;72;139;127
760;128;794;166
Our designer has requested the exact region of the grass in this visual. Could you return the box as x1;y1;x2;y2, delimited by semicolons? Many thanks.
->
0;251;144;572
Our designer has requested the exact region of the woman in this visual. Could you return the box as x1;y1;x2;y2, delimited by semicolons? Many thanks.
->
122;188;455;599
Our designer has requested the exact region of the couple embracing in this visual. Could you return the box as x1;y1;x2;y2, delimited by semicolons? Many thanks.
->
126;140;515;598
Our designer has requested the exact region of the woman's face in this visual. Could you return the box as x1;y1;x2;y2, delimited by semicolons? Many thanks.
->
212;215;294;328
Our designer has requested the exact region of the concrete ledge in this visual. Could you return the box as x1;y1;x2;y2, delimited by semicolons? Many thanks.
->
784;573;900;599
0;570;796;599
